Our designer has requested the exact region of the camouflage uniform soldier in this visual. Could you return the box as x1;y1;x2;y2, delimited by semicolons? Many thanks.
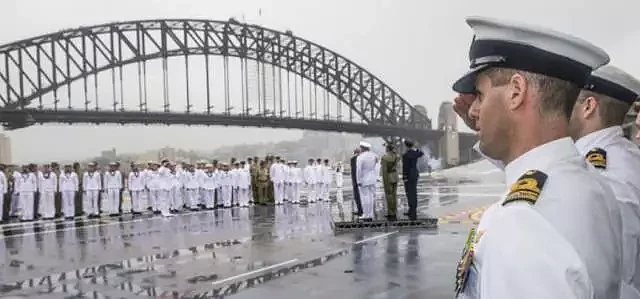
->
256;161;270;204
381;144;400;221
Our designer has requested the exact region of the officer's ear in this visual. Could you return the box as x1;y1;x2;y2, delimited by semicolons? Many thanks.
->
581;95;599;120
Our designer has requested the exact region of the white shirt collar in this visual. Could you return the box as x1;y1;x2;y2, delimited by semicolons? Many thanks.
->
574;126;623;156
504;137;582;187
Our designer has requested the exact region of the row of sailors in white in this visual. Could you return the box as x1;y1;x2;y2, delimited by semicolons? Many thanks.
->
129;161;251;216
300;160;335;203
0;165;81;221
452;17;640;299
0;159;345;222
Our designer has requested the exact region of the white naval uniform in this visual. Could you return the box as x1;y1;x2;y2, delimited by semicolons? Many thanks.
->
321;164;332;201
128;171;145;213
200;171;218;209
170;170;183;211
103;170;122;214
313;163;324;200
460;202;594;299
158;166;172;216
469;138;623;299
82;171;102;216
335;165;344;187
146;170;161;212
183;171;200;209
196;168;206;206
270;163;285;204
290;166;303;204
219;171;233;207
59;172;79;218
237;168;251;207
38;172;58;219
0;172;6;220
335;165;344;202
575;126;640;299
303;164;317;203
356;151;378;219
231;168;241;204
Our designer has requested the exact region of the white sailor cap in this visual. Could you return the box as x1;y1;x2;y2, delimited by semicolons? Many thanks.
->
88;162;96;166
452;16;610;93
583;65;640;104
359;141;371;148
108;162;117;166
205;163;213;168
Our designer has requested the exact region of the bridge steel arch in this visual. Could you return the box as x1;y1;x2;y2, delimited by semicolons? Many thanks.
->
0;19;431;133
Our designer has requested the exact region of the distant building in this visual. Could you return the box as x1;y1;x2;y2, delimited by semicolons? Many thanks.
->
438;102;457;131
0;134;11;164
412;105;432;129
100;148;117;161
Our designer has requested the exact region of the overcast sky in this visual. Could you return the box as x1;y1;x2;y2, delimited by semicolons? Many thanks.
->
0;0;637;163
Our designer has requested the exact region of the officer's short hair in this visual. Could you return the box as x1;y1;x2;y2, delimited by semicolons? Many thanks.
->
577;90;631;127
482;68;581;119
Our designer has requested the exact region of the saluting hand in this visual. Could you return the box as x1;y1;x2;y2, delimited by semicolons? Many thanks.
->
453;93;478;131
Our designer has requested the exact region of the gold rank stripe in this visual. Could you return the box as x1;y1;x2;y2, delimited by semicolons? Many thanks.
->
438;205;490;225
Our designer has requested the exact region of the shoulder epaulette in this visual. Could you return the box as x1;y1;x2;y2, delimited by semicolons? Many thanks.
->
585;147;607;169
502;170;548;206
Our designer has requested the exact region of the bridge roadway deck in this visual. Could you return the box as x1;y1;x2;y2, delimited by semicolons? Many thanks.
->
0;160;504;299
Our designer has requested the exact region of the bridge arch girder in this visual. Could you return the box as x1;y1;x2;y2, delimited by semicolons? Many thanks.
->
0;19;430;129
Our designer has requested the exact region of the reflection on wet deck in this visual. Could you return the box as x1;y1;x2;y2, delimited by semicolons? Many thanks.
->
0;165;505;299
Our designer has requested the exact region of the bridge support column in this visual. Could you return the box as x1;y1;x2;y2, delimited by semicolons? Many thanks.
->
438;129;460;168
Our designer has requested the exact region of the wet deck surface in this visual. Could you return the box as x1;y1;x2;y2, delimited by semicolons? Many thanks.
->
0;161;505;299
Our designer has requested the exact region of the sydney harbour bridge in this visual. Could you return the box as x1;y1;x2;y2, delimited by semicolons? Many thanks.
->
0;18;477;164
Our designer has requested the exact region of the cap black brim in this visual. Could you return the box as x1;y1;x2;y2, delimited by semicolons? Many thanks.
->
452;64;491;94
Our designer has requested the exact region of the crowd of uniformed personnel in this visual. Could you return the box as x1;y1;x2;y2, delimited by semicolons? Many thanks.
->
0;155;343;223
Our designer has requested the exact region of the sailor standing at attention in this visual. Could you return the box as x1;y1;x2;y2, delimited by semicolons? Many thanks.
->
237;161;251;207
183;164;200;210
567;65;640;299
38;164;58;220
219;163;233;208
59;164;78;219
231;162;242;205
16;165;37;221
128;163;145;215
158;160;173;217
303;159;317;203
104;162;122;216
270;158;285;205
313;158;324;201
452;16;621;299
200;164;218;210
83;162;102;218
355;141;378;222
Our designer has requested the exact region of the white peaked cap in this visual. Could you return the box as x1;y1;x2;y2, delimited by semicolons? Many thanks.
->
585;65;640;104
453;16;610;93
359;141;372;148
